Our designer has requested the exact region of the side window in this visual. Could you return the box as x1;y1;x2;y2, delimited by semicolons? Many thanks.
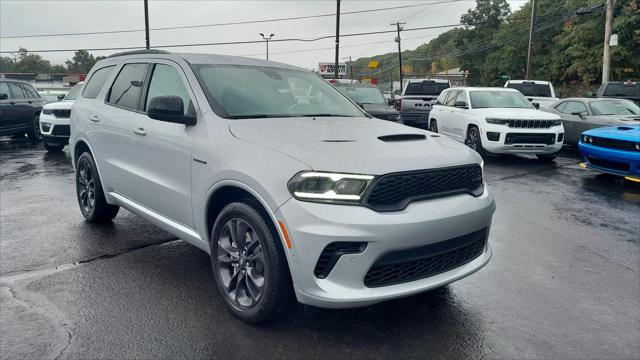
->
145;64;195;116
435;90;448;105
0;82;11;99
21;84;40;98
83;66;115;99
107;63;149;111
8;83;26;99
562;101;587;114
444;90;460;106
555;102;566;112
455;91;467;104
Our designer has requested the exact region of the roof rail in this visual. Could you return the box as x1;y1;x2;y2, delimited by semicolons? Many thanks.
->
107;49;170;58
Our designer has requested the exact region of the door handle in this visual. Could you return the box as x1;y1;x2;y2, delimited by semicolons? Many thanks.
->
132;127;146;136
89;115;100;122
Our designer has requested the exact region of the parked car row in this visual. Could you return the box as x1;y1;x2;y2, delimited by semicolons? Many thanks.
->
0;80;45;141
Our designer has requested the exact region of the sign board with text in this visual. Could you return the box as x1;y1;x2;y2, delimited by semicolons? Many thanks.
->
318;62;347;76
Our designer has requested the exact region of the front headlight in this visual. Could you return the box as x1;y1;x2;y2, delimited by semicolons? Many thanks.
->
485;117;509;125
288;171;374;204
551;119;562;126
582;135;593;143
42;109;53;115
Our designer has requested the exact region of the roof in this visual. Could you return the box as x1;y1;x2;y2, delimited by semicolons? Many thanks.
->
450;87;519;92
405;78;450;83
96;50;304;72
558;97;636;102
506;79;551;85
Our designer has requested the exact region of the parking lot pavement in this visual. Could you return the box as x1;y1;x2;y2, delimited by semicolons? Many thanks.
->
1;139;639;360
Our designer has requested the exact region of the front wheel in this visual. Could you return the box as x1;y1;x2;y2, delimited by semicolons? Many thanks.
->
211;201;292;323
75;152;119;222
429;119;438;133
465;126;490;157
26;115;42;142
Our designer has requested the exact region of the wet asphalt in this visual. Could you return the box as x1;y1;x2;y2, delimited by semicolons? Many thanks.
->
0;137;639;360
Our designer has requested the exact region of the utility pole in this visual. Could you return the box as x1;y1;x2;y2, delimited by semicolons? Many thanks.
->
334;0;341;80
259;33;275;60
392;22;406;89
602;0;614;83
525;0;537;79
143;0;150;49
342;56;352;79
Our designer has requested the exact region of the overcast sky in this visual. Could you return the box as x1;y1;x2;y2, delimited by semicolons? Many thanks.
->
1;0;525;70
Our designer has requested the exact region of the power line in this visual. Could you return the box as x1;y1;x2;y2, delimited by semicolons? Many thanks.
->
0;0;469;39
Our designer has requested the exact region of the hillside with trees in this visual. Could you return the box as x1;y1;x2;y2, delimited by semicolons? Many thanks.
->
0;48;103;74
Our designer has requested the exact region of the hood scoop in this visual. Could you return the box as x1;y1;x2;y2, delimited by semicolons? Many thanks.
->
322;139;355;143
378;134;427;142
617;126;634;130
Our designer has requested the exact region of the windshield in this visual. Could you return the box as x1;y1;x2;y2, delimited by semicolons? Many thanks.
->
404;81;449;96
335;85;386;105
591;100;640;116
64;83;83;101
194;64;364;119
602;83;640;97
507;83;552;97
470;90;534;109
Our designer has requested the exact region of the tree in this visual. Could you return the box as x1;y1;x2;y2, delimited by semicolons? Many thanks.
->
13;47;51;73
65;50;97;73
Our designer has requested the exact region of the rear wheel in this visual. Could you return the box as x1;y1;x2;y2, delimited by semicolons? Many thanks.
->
211;201;292;323
429;119;438;133
536;153;559;162
43;138;64;152
26;115;42;142
465;126;490;157
75;152;119;222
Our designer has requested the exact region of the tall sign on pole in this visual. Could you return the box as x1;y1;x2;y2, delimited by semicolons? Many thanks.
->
602;0;614;83
334;0;341;80
144;0;150;49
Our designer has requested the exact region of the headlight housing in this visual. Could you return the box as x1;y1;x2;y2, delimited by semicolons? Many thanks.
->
551;119;562;126
582;135;593;143
288;172;374;204
485;117;509;125
42;109;53;115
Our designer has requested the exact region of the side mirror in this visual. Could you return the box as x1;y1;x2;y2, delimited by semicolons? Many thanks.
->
147;96;196;126
532;102;540;109
57;94;65;100
0;93;8;100
454;100;468;109
570;110;587;118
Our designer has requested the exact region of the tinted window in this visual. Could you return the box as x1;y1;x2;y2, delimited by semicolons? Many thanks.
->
561;101;588;114
21;84;40;98
83;66;115;99
405;81;449;96
555;102;567;112
469;91;533;109
506;82;552;97
0;82;10;99
107;63;148;110
602;83;640;97
8;83;25;99
455;91;467;104
435;90;449;105
335;85;386;105
444;90;460;106
145;64;194;116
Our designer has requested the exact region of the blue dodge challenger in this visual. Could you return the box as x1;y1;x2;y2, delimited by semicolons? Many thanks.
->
578;125;640;180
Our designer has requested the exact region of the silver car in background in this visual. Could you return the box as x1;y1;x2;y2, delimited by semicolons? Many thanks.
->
70;50;495;323
543;98;640;145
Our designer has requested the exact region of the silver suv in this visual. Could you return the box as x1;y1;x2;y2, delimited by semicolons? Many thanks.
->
70;50;495;322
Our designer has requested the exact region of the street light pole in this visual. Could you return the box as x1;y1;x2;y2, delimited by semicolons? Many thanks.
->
392;22;406;90
259;33;275;60
334;0;341;80
143;0;150;49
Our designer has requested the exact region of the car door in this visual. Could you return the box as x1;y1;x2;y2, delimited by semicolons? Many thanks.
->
128;61;195;227
440;90;460;137
7;82;32;129
449;90;469;140
0;82;17;132
560;101;589;145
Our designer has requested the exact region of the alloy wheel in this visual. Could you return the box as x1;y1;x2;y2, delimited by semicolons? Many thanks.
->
466;129;479;151
217;218;265;308
77;159;96;215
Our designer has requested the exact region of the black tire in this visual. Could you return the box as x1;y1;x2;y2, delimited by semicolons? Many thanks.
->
75;152;119;222
429;119;438;133
210;201;292;323
465;126;490;157
43;138;64;152
26;115;42;142
536;153;559;162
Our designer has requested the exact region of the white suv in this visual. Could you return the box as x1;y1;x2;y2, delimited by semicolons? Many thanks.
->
429;87;564;161
40;82;83;152
70;50;495;322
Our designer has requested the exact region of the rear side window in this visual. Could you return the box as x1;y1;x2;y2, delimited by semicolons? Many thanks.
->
0;82;10;99
435;90;449;105
506;82;552;97
405;81;449;96
107;63;148;110
83;66;115;99
21;84;40;98
602;83;639;97
444;90;460;106
8;83;26;99
145;64;194;116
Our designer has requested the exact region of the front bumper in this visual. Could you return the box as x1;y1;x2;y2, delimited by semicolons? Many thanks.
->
578;142;640;177
40;113;70;142
276;186;495;308
480;124;564;154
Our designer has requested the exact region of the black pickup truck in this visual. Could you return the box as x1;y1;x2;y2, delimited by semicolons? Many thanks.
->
0;80;44;141
595;81;640;105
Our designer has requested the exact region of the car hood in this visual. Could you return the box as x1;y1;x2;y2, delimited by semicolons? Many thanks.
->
228;117;480;174
583;125;640;142
469;108;561;119
42;100;75;110
362;103;398;115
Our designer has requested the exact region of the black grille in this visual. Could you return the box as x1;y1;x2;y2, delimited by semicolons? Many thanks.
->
314;242;367;278
588;156;630;172
591;136;638;152
505;133;555;145
364;165;483;211
52;109;71;118
364;228;487;287
507;119;556;128
52;125;70;136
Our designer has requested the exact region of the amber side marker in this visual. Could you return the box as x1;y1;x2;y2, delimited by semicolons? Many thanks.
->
624;176;640;183
579;162;588;169
278;220;292;249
